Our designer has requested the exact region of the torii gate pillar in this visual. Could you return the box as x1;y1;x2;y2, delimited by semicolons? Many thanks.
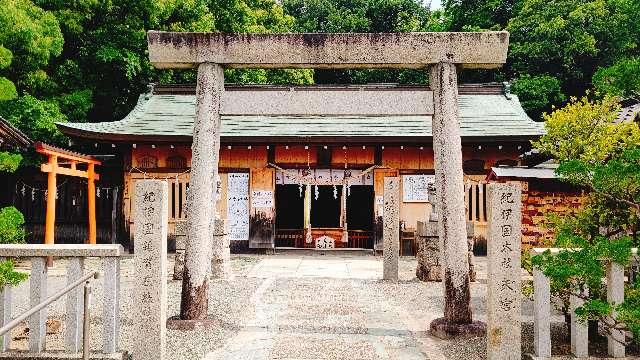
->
147;31;508;336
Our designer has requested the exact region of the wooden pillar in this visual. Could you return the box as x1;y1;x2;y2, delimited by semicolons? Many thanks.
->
44;156;57;246
87;163;97;244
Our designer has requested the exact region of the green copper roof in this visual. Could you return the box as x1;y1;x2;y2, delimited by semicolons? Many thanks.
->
57;86;544;143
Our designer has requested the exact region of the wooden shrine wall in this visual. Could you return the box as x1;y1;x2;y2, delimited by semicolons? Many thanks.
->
124;144;525;249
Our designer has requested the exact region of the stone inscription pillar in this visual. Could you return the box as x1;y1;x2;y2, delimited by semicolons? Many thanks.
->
487;182;522;360
134;180;168;360
383;177;400;281
181;63;224;320
429;62;480;337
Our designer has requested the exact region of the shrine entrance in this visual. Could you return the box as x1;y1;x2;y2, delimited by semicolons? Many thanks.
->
274;181;374;250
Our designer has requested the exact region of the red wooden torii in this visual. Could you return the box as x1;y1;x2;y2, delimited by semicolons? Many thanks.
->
35;142;101;245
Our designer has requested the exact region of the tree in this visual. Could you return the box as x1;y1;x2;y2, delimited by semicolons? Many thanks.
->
282;0;434;84
443;0;522;31
532;96;640;344
0;161;28;289
511;74;565;120
532;96;640;164
506;0;640;98
593;57;640;98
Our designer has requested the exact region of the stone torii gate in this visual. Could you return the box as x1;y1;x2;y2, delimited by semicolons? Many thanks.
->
147;31;508;336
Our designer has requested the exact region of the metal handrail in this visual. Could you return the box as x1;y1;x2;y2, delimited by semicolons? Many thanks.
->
0;271;99;359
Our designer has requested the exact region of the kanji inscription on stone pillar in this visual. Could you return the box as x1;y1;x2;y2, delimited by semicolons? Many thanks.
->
487;182;522;360
383;177;399;282
134;180;168;360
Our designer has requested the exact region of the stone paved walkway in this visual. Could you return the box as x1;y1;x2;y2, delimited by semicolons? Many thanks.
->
204;253;456;360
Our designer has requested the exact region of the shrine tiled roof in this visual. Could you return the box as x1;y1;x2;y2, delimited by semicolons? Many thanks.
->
57;84;544;144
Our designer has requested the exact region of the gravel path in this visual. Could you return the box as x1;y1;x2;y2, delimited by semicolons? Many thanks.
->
6;252;634;360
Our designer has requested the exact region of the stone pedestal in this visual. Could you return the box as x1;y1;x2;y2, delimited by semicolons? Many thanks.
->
211;219;232;279
173;221;187;280
416;220;476;282
486;183;522;360
383;177;400;282
133;180;168;360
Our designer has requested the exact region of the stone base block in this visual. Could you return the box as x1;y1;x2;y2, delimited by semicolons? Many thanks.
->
416;264;441;282
173;250;185;280
429;317;486;339
166;316;224;331
0;351;127;359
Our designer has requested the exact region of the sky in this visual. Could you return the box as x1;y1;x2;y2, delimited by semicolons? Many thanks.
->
429;0;443;9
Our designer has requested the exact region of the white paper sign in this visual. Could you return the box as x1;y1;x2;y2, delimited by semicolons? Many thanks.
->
251;190;274;208
227;173;249;240
402;175;434;202
316;236;335;249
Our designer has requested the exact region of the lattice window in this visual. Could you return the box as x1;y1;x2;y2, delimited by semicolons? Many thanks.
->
137;155;157;168
166;155;187;169
465;181;487;223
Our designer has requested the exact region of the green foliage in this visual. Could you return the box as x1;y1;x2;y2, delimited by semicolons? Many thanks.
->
0;77;17;101
0;94;67;144
444;0;522;31
0;207;26;244
0;152;23;172
532;96;640;343
511;74;565;120
507;0;640;97
0;0;63;93
533;96;640;164
593;57;640;98
0;261;28;288
282;0;432;84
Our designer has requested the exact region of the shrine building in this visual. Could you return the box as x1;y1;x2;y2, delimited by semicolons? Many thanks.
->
57;83;544;253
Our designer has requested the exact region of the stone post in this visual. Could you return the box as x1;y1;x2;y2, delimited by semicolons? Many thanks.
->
570;292;588;358
486;182;521;360
134;180;168;360
64;258;84;353
533;268;551;358
181;63;224;320
606;262;625;358
29;257;48;352
103;257;120;353
429;62;482;338
211;219;232;279
383;177;399;281
0;258;11;352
